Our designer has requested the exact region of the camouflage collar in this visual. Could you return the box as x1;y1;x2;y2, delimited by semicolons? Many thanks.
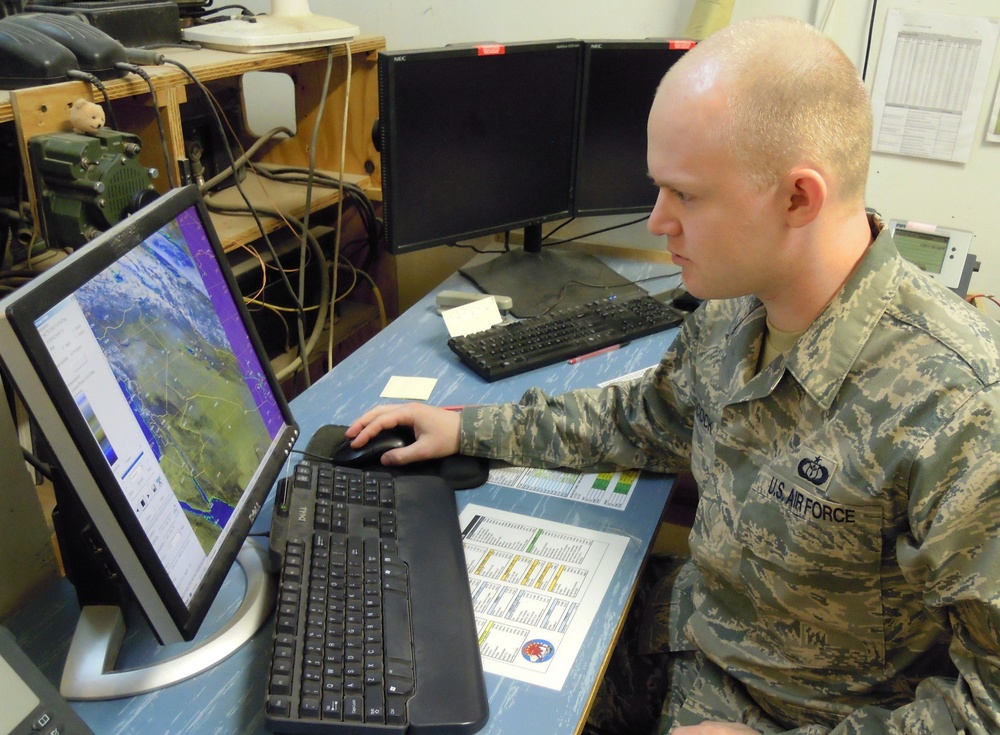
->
784;229;900;409
715;223;901;409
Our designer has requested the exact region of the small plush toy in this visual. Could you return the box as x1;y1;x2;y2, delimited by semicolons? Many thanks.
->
69;98;105;135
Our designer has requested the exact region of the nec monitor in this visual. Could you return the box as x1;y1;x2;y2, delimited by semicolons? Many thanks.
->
0;185;298;697
573;39;694;216
377;40;582;255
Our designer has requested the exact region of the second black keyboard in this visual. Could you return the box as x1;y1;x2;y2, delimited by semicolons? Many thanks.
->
265;462;489;734
447;293;685;381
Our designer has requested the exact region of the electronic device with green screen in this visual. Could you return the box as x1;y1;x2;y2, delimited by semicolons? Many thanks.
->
887;219;974;293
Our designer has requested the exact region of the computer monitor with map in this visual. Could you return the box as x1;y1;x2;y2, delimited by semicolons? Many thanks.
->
0;185;298;699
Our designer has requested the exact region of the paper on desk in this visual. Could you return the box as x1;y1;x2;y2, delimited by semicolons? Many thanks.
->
488;463;639;511
598;365;657;388
380;375;437;400
468;367;658;511
460;504;628;690
441;296;503;338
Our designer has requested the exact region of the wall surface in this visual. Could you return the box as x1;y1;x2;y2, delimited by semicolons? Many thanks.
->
309;0;695;49
0;384;58;621
856;1;1000;316
251;0;999;314
693;1;1000;310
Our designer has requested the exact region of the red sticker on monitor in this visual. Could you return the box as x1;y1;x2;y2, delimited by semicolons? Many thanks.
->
477;44;506;56
669;40;697;49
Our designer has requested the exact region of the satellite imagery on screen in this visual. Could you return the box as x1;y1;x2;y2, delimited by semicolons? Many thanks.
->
73;221;272;553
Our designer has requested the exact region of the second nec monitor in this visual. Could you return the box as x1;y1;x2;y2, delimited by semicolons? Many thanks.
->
574;39;693;216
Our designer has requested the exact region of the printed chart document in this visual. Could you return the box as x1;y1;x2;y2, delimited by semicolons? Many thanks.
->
870;10;998;163
488;464;639;510
460;505;628;690
481;365;657;512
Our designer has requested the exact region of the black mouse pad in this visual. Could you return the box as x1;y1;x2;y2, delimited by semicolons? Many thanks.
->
304;424;489;491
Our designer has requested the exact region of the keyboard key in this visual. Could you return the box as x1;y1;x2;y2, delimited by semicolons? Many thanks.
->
382;589;413;665
270;673;291;696
386;695;407;725
344;694;364;721
267;695;291;718
322;694;342;720
365;691;385;722
299;696;321;719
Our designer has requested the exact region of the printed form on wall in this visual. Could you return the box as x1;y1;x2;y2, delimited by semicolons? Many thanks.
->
870;9;999;163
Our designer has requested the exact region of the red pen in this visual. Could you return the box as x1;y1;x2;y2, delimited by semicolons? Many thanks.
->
568;343;624;364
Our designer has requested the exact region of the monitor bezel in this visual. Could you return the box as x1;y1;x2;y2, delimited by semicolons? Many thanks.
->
0;185;298;644
378;39;584;255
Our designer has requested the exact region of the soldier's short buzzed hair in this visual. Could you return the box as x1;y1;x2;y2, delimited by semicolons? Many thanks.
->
667;16;873;202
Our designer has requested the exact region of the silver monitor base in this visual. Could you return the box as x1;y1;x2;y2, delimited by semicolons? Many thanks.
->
60;539;274;700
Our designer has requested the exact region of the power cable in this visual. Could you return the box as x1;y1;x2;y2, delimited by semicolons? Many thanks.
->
114;62;178;189
204;200;330;382
162;56;311;381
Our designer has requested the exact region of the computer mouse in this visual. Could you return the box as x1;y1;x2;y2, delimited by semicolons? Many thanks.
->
671;288;703;312
329;426;416;468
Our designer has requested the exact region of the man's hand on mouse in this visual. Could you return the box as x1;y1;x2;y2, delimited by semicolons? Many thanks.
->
345;403;461;466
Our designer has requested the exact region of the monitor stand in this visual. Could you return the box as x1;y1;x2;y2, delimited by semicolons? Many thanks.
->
459;223;648;318
182;0;359;53
59;539;274;700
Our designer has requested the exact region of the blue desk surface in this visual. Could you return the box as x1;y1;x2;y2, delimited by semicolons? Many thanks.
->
6;256;683;735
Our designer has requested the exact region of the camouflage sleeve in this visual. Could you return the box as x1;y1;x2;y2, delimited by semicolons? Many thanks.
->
457;316;701;472
884;385;1000;735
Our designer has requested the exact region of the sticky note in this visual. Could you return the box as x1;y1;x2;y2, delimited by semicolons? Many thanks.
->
441;296;503;338
380;376;438;401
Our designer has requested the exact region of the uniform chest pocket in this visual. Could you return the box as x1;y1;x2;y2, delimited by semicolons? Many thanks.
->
735;469;885;671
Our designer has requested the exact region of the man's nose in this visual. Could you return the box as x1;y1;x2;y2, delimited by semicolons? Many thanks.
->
647;189;681;237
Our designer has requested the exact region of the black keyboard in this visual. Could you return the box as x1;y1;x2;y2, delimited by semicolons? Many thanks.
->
448;293;685;381
265;462;488;734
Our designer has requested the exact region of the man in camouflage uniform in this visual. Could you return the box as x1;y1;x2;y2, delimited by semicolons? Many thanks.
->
347;16;1000;735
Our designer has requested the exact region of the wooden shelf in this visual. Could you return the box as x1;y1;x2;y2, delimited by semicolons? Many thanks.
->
7;36;384;222
269;300;380;376
2;36;395;377
0;37;386;123
203;167;371;252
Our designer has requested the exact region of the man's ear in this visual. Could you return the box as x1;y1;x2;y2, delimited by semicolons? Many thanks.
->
782;168;826;228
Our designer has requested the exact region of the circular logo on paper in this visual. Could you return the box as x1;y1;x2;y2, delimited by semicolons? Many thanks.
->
521;639;555;663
